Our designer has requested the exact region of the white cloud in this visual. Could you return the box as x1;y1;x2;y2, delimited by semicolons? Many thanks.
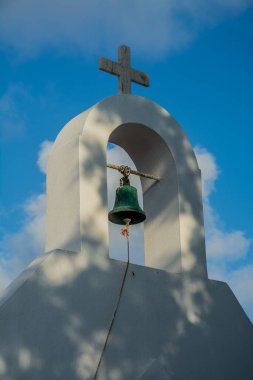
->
37;140;53;174
0;140;53;290
0;193;46;286
0;0;252;59
202;199;250;261
206;223;250;261
194;146;251;261
195;146;253;320
194;146;219;198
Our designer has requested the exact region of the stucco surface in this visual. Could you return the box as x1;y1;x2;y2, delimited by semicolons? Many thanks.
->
0;249;252;380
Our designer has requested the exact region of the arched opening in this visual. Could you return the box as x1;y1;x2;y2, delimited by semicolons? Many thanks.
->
108;123;182;273
107;142;145;265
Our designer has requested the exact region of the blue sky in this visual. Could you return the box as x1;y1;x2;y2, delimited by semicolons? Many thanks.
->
0;1;253;320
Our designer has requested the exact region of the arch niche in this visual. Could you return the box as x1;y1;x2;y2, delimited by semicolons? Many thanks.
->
108;123;181;272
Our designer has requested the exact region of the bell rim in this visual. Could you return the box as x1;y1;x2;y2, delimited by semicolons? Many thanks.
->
108;208;146;225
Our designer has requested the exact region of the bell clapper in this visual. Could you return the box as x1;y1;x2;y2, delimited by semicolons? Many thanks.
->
121;218;131;237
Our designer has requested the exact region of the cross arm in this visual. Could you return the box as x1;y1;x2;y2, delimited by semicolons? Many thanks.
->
99;57;121;77
131;68;150;87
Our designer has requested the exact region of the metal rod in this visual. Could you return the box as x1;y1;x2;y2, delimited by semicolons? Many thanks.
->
107;163;160;181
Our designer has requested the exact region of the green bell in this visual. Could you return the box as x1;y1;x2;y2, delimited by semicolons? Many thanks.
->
108;177;146;225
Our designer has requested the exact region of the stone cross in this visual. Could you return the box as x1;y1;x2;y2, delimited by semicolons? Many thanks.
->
99;45;150;94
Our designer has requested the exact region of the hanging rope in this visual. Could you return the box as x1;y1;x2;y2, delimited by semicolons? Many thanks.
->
121;218;131;261
93;219;131;380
